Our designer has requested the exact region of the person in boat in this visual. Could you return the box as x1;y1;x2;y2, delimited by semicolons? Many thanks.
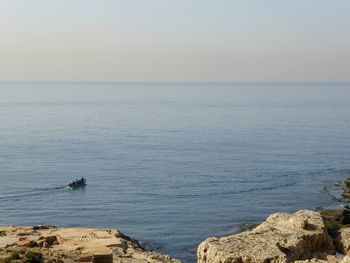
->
68;178;86;188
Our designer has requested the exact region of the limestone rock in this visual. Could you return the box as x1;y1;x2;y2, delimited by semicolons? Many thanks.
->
341;256;350;263
0;226;181;263
79;253;93;262
44;235;58;245
335;228;350;255
198;210;335;263
93;252;113;263
295;255;341;263
0;236;17;248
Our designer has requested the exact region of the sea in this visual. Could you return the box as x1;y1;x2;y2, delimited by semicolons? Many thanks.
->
0;82;349;262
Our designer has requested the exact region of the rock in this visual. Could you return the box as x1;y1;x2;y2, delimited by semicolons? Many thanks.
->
341;256;350;263
17;238;31;246
32;225;57;230
26;240;39;247
335;228;350;254
78;253;93;262
307;255;350;263
92;252;113;263
37;240;45;247
198;210;335;263
0;226;181;263
295;260;328;263
342;190;350;199
325;255;340;263
16;229;34;236
289;216;308;229
344;179;350;187
44;235;58;245
0;236;18;248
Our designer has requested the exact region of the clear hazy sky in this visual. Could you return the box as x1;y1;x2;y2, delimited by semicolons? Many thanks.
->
0;0;349;82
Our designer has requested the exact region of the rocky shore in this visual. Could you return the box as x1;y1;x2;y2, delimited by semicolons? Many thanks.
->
198;209;350;263
2;209;350;263
0;226;181;263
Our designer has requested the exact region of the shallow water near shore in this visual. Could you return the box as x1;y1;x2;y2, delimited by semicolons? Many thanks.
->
0;82;350;262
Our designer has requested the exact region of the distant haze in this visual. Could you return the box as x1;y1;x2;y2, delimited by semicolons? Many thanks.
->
0;0;349;82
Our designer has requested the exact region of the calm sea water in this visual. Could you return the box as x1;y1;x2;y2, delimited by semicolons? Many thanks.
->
0;82;350;262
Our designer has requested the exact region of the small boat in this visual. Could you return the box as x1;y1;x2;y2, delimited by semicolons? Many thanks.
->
67;177;87;189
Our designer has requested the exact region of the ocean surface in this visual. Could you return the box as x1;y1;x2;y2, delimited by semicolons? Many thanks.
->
0;82;350;262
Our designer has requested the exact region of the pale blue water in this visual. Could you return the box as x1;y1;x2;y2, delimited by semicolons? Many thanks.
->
0;82;350;262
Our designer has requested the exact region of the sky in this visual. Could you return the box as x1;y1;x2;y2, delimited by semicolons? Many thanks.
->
0;0;349;82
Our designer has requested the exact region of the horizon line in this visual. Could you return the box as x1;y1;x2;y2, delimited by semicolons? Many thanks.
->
0;80;350;85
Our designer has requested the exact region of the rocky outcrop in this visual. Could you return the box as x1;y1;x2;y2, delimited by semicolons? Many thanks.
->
198;210;335;263
295;256;350;263
0;226;181;263
335;228;350;255
321;210;350;261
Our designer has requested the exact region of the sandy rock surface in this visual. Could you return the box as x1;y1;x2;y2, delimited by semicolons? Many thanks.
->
198;210;335;263
0;226;181;263
335;228;350;255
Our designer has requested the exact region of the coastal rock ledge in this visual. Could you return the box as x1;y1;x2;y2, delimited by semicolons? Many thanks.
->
198;210;340;263
0;226;181;263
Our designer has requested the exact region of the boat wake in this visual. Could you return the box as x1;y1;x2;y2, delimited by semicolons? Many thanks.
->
0;185;66;203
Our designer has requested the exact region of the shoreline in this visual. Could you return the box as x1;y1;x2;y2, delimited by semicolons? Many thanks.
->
1;181;349;262
198;209;350;263
1;209;349;263
0;226;182;263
